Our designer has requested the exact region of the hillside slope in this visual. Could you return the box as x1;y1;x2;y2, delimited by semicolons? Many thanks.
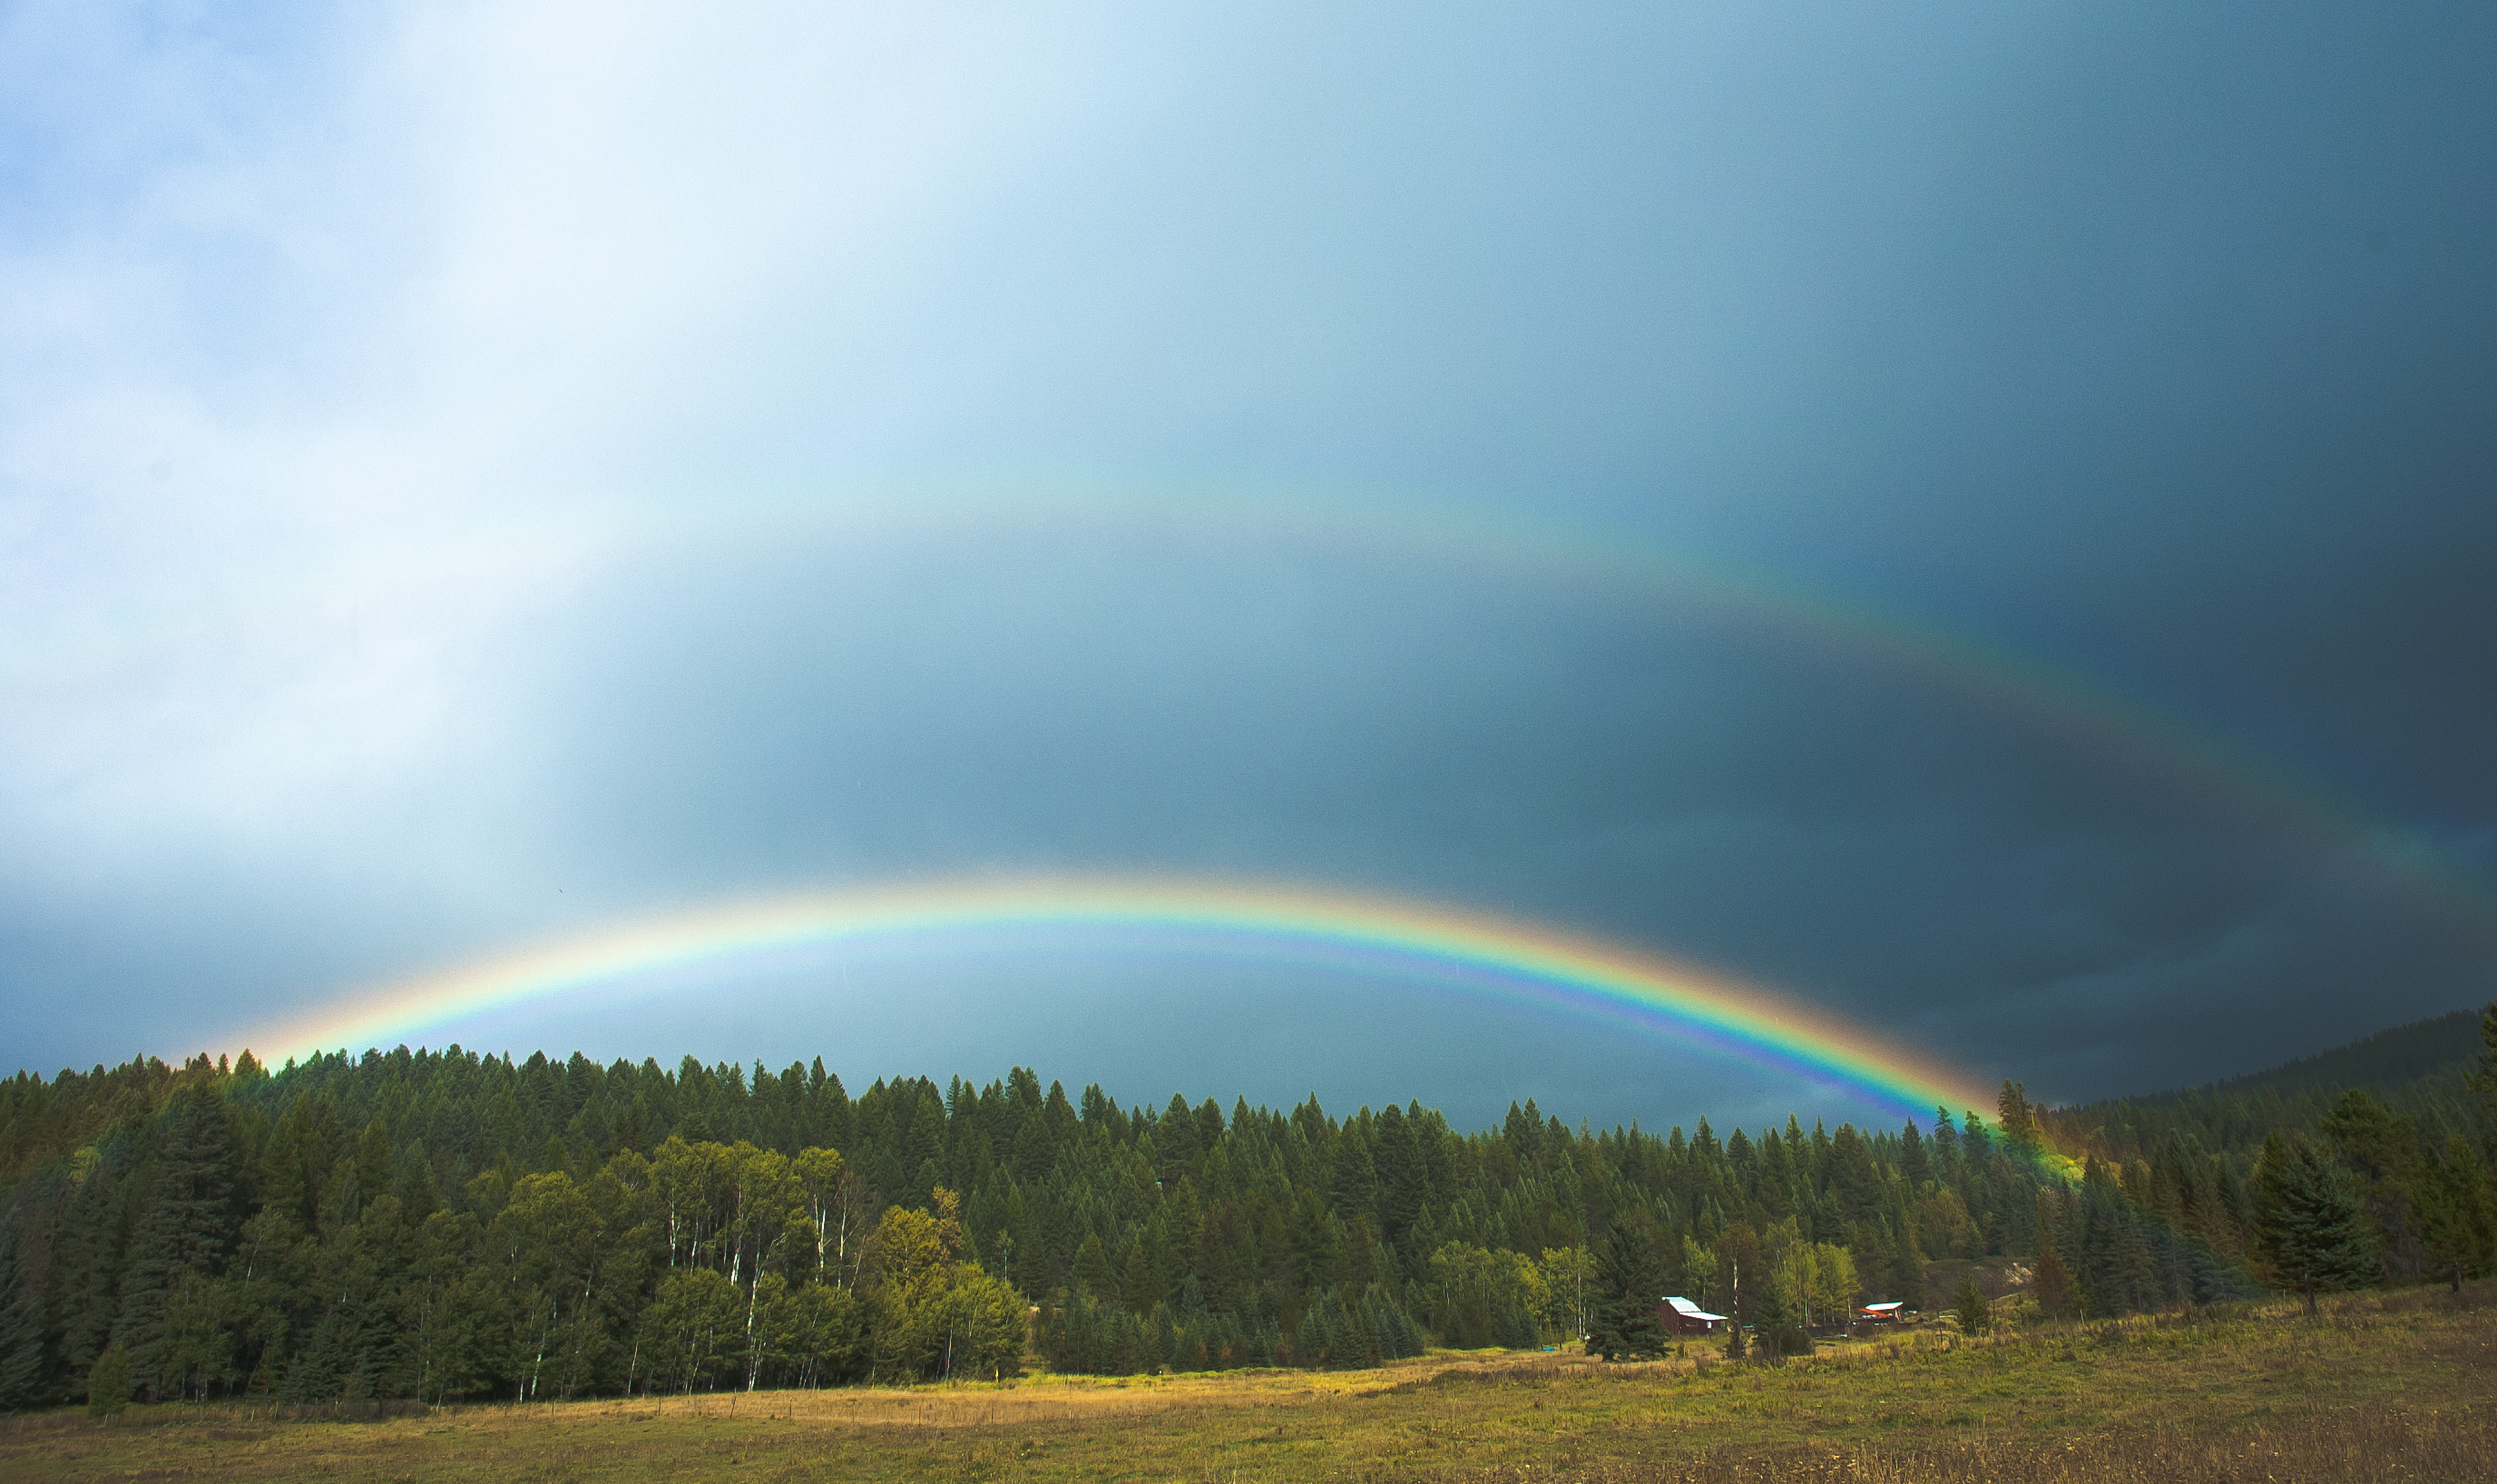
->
2048;1004;2489;1164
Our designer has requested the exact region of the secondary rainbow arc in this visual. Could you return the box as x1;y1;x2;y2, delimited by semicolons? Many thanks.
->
21;483;2492;952
233;874;1998;1120
647;484;2497;944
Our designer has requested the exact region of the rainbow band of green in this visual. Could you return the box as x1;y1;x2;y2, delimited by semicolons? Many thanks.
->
235;874;1997;1119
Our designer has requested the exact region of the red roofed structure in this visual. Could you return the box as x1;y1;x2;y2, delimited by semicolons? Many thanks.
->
1657;1295;1727;1335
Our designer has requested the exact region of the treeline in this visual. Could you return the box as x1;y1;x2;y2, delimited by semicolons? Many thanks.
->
3;1007;2492;1410
3;1043;2046;1405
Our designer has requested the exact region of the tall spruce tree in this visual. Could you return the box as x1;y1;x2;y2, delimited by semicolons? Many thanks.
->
113;1084;240;1399
1585;1221;1663;1361
2318;1089;2423;1283
1748;1264;1807;1359
1997;1081;2040;1157
1897;1121;1930;1185
2253;1132;2378;1317
51;1148;132;1381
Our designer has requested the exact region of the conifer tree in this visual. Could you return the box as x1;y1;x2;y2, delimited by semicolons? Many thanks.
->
1293;1288;1355;1368
2254;1132;2378;1316
396;1143;441;1225
1997;1081;2040;1157
1953;1272;1989;1336
1366;1283;1424;1361
1930;1107;1960;1176
2318;1089;2423;1282
1884;1194;1927;1311
1748;1264;1807;1359
2032;1244;2075;1321
1585;1221;1662;1361
50;1154;130;1381
1286;1190;1345;1293
2413;1135;2495;1294
2094;1207;2163;1315
355;1119;394;1210
1071;1232;1117;1300
113;1085;239;1400
1897;1121;1930;1185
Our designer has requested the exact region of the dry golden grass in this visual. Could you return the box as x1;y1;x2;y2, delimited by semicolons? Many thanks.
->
1464;1404;2492;1484
5;1283;2491;1481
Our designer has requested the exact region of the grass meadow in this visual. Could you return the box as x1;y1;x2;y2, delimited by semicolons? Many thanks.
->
4;1283;2490;1482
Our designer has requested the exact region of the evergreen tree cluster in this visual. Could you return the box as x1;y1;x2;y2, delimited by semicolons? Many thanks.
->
4;1003;2488;1407
2028;1004;2497;1305
1;1044;2051;1404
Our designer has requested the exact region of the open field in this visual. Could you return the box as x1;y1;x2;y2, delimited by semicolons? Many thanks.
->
5;1284;2492;1482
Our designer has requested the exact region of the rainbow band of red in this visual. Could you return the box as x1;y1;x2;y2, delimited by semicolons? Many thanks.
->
235;874;1997;1119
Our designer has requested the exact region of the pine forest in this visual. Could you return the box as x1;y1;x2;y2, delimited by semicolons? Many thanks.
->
2;1003;2493;1410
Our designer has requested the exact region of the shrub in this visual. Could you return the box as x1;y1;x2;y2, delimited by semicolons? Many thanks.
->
86;1346;131;1418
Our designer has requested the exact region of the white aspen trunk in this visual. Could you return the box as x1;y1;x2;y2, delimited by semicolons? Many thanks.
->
743;1241;762;1391
836;1186;857;1289
528;1294;553;1401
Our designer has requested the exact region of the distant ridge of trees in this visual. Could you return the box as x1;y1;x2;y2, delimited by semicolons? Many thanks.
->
2043;1007;2487;1168
2173;1010;2479;1102
0;1001;2488;1409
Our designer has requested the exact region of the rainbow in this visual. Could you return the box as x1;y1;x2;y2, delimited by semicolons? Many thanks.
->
233;874;1999;1120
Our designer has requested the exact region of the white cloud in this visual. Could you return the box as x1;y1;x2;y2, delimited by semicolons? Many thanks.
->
0;3;1137;905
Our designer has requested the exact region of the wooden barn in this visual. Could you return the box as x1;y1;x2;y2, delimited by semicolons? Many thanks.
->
1657;1295;1727;1335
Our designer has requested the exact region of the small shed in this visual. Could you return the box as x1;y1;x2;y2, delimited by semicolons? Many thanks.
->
1657;1295;1727;1335
1855;1301;1906;1328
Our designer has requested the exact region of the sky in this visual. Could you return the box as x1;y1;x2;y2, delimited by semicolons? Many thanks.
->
3;2;2493;1135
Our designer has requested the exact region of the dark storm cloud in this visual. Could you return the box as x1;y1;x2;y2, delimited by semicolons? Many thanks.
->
503;509;2490;1108
4;2;2492;1128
